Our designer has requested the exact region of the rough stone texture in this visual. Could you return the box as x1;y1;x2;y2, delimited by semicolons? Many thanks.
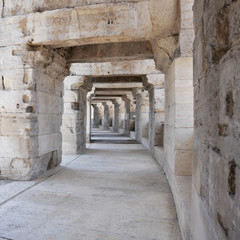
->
165;57;193;177
92;104;100;128
71;59;160;76
68;42;154;63
61;76;92;155
134;90;150;150
192;1;240;239
102;102;110;130
113;100;120;132
0;46;69;180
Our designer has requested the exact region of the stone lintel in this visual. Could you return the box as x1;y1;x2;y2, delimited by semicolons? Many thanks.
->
68;42;153;63
70;59;160;76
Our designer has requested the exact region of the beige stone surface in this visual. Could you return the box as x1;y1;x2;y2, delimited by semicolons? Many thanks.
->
0;129;181;240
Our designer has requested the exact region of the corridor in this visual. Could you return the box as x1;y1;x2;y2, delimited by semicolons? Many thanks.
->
0;129;181;240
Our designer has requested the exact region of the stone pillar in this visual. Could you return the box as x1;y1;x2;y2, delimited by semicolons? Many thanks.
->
141;91;150;139
130;98;136;132
86;88;95;143
102;102;110;130
86;96;91;143
122;95;131;136
143;74;165;151
97;103;104;128
165;57;193;176
134;89;144;142
108;101;114;128
118;99;125;133
62;76;92;155
0;46;69;180
112;100;119;132
92;104;100;128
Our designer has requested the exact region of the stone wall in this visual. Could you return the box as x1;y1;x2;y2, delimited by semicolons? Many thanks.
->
192;1;240;239
0;46;69;180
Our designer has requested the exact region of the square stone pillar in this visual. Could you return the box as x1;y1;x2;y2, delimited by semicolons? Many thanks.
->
122;95;131;136
112;100;119;132
102;102;110;130
165;57;193;176
143;74;165;151
0;46;69;180
86;97;91;143
92;104;100;128
134;89;143;142
62;76;92;155
118;99;125;133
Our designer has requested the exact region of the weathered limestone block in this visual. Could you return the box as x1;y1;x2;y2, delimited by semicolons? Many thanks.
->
164;57;193;177
192;1;240;239
2;0;150;17
70;59;160;76
0;2;152;48
68;42;154;63
62;76;92;155
0;46;69;180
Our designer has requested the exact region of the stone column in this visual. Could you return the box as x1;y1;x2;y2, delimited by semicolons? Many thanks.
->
0;46;69;180
134;89;144;142
97;103;104;128
165;58;193;176
62;76;92;155
86;88;95;143
92;104;100;128
130;97;136;132
118;99;125;134
108;101;114;128
143;74;165;151
102;102;110;130
112;100;119;132
122;95;131;136
86;96;91;144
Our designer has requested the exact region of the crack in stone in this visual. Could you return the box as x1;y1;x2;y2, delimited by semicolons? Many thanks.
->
1;0;4;18
1;76;5;90
0;236;13;240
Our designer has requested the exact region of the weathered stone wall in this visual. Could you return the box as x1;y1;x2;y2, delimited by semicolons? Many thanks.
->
192;1;240;239
0;46;69;180
1;0;148;17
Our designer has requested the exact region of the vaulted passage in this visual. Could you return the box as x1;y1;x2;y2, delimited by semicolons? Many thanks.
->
1;1;240;239
0;129;181;240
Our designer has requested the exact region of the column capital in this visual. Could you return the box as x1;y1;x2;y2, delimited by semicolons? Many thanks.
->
142;74;165;91
64;76;93;92
132;88;143;98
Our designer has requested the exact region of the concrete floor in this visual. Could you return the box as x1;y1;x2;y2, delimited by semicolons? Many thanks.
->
0;129;181;240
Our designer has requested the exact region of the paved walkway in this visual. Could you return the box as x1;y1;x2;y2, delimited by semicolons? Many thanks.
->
0;129;181;240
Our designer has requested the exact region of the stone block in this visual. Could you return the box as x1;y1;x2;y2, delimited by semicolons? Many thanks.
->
175;149;193;176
